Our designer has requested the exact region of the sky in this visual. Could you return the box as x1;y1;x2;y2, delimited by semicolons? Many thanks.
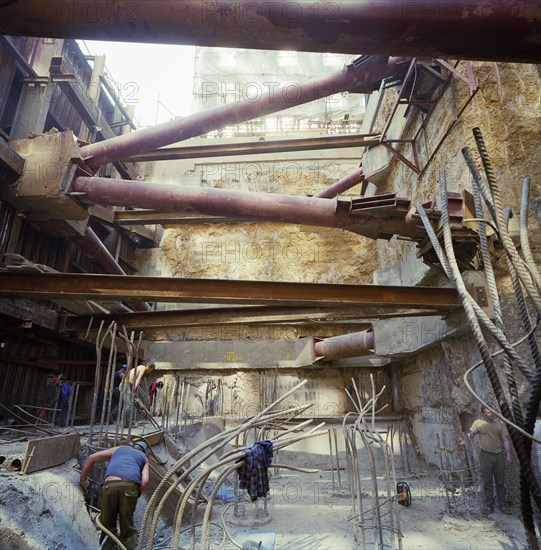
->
79;40;196;128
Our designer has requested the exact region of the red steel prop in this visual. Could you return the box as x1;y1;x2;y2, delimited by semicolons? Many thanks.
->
1;1;539;63
315;167;365;198
70;177;420;240
80;56;406;170
314;330;375;361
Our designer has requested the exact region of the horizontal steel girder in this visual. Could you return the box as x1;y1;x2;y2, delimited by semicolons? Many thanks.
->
0;272;462;309
124;134;380;162
1;1;539;63
67;305;443;331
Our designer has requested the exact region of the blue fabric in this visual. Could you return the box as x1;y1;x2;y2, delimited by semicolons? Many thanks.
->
58;383;72;405
238;440;273;501
105;446;147;485
113;370;124;389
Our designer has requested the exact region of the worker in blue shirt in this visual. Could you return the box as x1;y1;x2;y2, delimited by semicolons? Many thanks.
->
57;376;72;427
80;441;149;549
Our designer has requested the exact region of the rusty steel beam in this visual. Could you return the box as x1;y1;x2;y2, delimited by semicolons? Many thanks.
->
79;56;404;170
0;137;25;186
124;134;380;162
0;272;463;309
114;211;257;226
71;177;419;240
1;1;539;63
67;305;439;331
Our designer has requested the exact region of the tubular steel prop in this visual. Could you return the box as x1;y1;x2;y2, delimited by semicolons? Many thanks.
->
2;1;540;63
71;177;420;240
80;56;405;171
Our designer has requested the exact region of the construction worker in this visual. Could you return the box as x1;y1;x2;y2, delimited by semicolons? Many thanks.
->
38;373;60;422
126;361;156;390
459;406;513;515
80;441;149;549
121;362;155;427
57;376;72;427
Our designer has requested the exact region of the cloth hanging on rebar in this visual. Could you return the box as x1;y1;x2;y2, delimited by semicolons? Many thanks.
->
237;440;273;501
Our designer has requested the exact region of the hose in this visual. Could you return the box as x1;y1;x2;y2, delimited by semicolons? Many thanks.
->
146;405;313;548
96;512;127;550
505;206;541;540
168;424;325;549
220;503;244;549
468;132;541;541
463;319;541;443
201;463;242;549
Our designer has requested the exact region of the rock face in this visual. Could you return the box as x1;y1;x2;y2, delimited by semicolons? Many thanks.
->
138;61;540;475
160;222;376;284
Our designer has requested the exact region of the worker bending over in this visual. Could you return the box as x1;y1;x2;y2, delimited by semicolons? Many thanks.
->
80;441;149;549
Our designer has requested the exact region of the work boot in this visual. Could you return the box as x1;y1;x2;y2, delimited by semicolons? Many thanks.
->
500;505;513;515
482;506;494;516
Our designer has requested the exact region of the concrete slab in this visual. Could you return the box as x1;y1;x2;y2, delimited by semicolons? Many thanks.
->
22;433;80;474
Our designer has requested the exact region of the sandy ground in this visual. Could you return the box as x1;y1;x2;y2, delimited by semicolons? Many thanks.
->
0;431;530;549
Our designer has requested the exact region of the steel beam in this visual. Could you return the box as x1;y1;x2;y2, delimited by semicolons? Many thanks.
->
114;211;257;226
0;137;25;185
1;1;539;63
67;305;441;331
0;272;463;309
124;134;380;162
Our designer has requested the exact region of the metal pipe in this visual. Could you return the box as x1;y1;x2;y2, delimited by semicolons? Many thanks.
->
2;1;540;63
315;167;365;199
80;56;405;170
72;227;151;311
314;330;374;361
10;458;23;471
71;177;420;240
73;226;125;275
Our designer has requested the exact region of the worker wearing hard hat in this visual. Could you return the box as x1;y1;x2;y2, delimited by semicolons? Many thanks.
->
80;441;149;549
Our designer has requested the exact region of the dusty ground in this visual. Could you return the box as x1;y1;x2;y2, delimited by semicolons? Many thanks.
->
0;424;530;550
